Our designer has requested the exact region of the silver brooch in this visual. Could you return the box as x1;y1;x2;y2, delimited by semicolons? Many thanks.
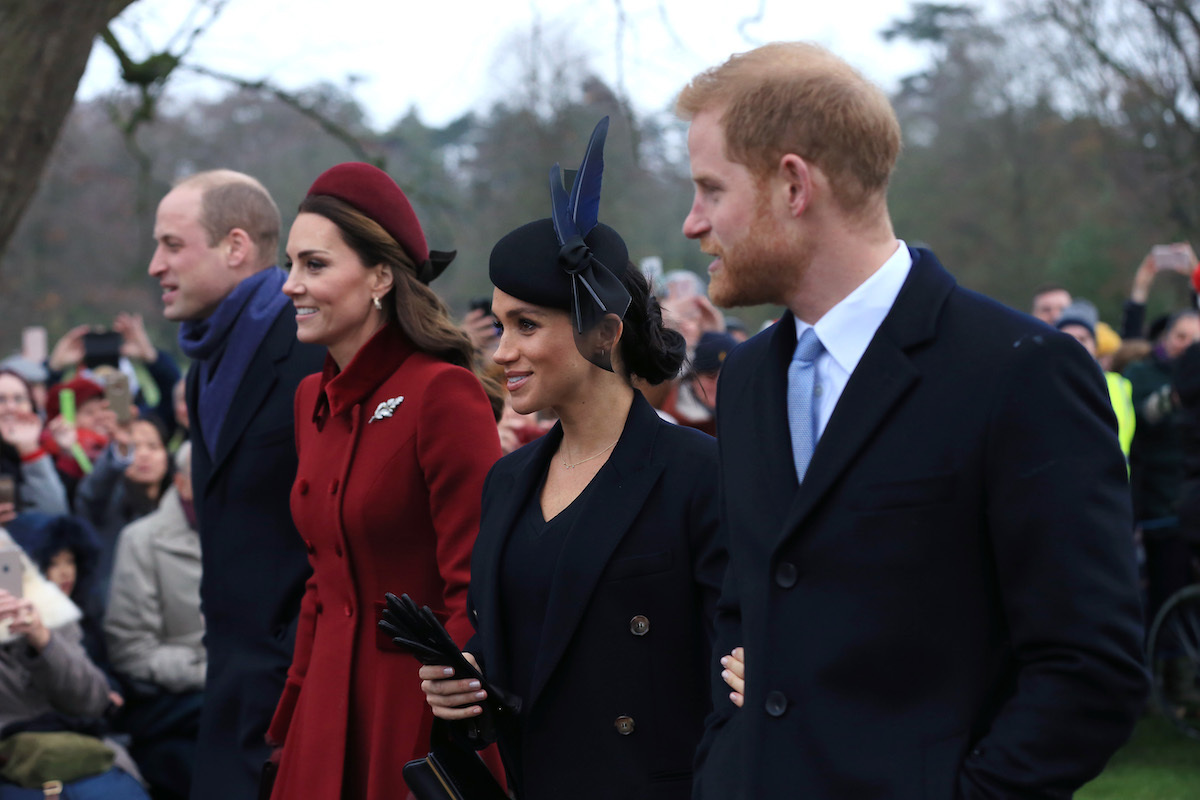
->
369;396;404;423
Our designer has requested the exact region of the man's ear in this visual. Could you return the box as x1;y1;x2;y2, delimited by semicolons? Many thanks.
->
224;228;253;269
778;154;815;218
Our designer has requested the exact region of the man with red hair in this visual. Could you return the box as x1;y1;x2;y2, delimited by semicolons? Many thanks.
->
679;43;1146;798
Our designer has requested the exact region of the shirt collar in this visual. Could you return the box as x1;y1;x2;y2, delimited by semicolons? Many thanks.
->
794;241;912;374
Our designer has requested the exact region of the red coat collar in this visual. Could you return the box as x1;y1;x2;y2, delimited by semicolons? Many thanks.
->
312;323;416;423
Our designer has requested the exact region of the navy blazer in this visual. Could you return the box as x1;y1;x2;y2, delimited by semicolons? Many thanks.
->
468;393;726;800
694;248;1146;799
187;304;324;799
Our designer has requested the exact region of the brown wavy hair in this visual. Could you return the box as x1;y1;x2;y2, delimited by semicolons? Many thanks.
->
298;194;503;420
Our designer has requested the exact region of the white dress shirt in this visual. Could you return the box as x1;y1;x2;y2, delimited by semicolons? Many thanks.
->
793;241;913;439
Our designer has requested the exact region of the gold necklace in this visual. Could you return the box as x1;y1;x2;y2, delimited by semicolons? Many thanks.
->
561;439;618;469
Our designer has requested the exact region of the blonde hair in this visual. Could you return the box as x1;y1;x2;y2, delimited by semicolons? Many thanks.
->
677;42;901;215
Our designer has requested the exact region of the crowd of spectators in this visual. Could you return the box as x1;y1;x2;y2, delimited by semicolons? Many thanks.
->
0;317;192;798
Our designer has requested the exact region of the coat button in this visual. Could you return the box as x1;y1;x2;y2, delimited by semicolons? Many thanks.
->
315;602;323;615
765;690;788;717
344;604;353;617
329;479;339;494
614;716;635;735
297;479;309;495
629;615;650;636
334;542;344;558
775;561;798;589
304;540;315;555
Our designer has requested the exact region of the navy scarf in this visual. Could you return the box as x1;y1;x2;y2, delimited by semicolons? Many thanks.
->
178;268;290;455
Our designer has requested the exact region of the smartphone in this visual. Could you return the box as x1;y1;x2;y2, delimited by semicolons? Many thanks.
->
1152;243;1194;273
0;548;23;598
21;327;47;363
103;372;133;425
0;475;15;506
59;388;76;424
82;330;122;369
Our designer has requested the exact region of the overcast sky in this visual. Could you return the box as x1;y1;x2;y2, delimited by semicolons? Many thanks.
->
78;0;938;129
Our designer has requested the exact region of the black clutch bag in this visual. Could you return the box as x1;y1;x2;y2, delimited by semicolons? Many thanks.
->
379;593;520;799
402;720;511;800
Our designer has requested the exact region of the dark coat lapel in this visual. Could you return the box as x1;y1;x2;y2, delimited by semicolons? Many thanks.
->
776;248;955;546
525;394;666;711
474;428;561;689
741;316;805;519
209;308;294;478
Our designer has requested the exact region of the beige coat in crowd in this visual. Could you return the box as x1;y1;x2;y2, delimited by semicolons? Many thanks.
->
105;486;204;693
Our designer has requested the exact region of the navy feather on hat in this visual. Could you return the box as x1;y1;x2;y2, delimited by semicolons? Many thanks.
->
488;117;632;371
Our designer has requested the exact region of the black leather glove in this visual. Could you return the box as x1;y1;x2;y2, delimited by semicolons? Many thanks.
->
379;592;521;744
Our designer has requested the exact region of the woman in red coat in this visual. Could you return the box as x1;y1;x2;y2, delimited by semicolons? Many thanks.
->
266;162;503;798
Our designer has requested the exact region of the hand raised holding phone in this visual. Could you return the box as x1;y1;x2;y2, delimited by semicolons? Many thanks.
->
1151;242;1197;273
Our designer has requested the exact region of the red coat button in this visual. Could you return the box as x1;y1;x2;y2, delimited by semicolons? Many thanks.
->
334;542;344;558
304;540;315;555
344;604;353;617
330;479;339;494
297;479;309;495
315;602;323;615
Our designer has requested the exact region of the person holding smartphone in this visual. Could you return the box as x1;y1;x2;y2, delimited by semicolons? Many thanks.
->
72;415;174;604
1121;241;1199;339
419;120;726;800
264;163;503;800
0;534;149;798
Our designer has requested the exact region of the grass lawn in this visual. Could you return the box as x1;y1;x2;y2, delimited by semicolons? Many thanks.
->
1077;716;1200;800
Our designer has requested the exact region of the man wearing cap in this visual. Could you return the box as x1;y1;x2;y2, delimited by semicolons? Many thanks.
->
663;331;737;436
679;44;1146;798
149;170;324;799
1056;301;1135;463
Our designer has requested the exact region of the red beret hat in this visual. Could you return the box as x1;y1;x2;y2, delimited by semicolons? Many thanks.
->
306;162;454;284
46;377;105;421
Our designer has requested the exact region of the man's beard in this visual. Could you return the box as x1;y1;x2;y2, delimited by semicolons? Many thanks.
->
707;198;811;309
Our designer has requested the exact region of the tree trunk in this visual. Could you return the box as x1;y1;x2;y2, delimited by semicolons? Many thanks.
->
0;0;138;265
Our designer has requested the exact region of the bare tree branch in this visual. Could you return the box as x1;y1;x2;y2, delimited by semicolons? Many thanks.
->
183;64;382;167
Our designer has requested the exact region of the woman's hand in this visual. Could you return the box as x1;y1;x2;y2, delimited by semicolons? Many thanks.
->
419;652;488;720
114;312;158;363
0;589;50;652
47;415;77;452
93;408;121;442
1130;251;1157;304
0;502;16;526
0;410;43;456
721;646;745;708
47;325;90;372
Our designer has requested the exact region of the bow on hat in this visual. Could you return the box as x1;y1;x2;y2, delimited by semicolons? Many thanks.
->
549;117;631;371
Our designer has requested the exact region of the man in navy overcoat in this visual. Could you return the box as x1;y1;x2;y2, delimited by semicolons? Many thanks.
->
149;170;324;798
678;43;1147;799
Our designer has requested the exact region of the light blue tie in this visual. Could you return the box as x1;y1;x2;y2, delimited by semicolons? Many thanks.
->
787;328;824;483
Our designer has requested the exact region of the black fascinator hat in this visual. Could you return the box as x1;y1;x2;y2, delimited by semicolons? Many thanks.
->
489;117;632;371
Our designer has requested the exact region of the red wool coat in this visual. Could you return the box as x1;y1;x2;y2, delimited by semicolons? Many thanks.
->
267;323;501;799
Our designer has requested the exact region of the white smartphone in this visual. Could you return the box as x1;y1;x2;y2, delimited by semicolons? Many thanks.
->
0;548;24;598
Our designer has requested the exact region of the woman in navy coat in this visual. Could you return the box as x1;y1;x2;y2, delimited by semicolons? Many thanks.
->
420;120;726;800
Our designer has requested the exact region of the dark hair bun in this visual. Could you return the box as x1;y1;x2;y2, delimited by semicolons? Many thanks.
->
619;267;686;385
